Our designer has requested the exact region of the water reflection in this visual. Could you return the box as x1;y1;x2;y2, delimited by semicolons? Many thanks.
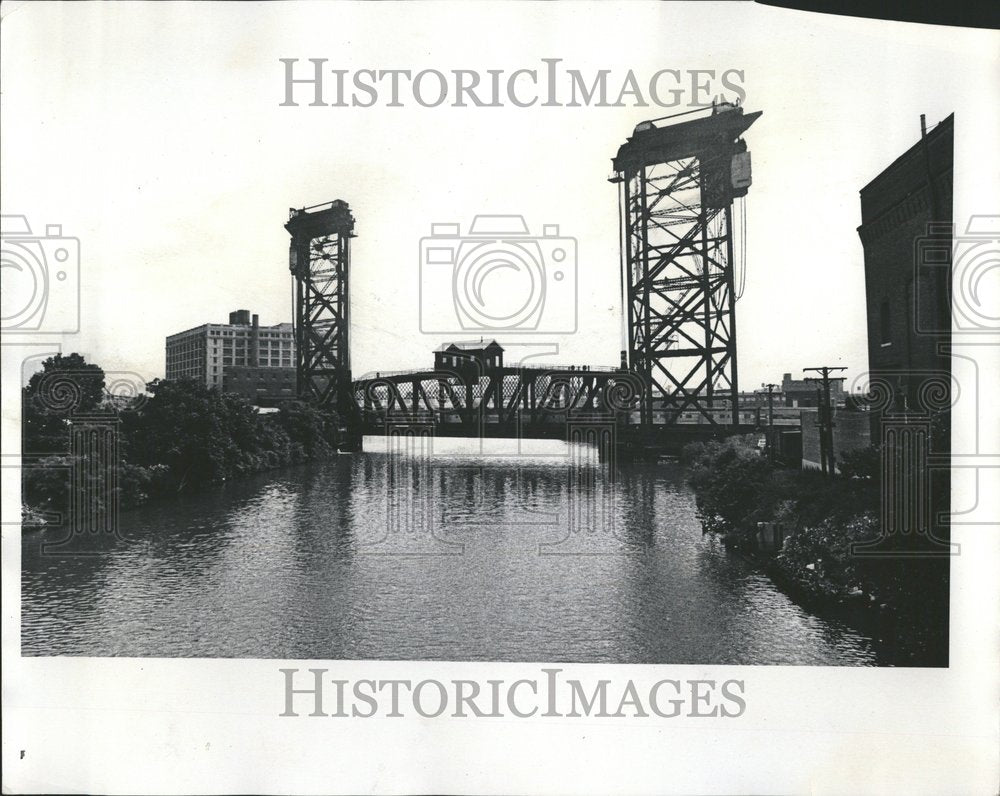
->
23;443;880;664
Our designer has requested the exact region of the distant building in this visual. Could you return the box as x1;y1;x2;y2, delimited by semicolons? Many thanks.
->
780;372;846;408
434;340;504;372
223;365;297;404
857;114;953;413
165;309;295;393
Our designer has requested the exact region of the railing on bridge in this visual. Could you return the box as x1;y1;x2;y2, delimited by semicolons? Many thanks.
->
350;365;765;437
352;366;644;435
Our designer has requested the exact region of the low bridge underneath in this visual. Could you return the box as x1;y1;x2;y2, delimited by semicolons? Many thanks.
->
350;365;758;458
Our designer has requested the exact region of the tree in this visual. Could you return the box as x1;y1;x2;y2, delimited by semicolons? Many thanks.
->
123;378;257;489
22;353;106;454
684;436;776;545
271;401;341;461
22;357;349;517
120;380;341;492
21;354;110;523
839;445;880;480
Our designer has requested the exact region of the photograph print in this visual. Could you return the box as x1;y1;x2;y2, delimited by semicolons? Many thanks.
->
8;2;991;673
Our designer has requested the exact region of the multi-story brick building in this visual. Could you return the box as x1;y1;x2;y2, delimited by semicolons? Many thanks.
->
780;372;846;408
165;309;296;396
857;114;953;412
855;113;952;555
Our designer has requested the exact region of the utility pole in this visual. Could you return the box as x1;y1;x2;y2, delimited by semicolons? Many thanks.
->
804;367;846;476
756;382;779;460
763;383;778;429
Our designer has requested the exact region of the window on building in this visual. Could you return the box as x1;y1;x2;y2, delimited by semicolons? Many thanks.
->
879;299;891;344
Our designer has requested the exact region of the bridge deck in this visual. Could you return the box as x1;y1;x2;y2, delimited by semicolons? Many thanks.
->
350;365;762;447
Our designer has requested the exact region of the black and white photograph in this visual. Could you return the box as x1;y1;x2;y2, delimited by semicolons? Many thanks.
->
2;1;998;793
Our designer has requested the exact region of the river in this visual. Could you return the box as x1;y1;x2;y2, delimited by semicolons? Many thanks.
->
21;439;884;664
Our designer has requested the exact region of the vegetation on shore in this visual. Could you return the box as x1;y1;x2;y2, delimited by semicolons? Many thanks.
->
682;435;950;665
21;353;342;521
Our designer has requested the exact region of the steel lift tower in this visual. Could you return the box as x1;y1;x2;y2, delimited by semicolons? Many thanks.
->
611;104;761;427
286;200;356;411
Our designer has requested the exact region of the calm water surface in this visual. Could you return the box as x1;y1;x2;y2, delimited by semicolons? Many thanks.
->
22;440;882;664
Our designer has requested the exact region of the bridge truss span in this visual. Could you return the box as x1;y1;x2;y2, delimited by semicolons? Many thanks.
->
352;367;644;439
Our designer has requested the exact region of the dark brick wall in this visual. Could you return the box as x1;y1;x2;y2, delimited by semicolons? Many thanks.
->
857;115;952;411
222;366;297;403
801;409;871;472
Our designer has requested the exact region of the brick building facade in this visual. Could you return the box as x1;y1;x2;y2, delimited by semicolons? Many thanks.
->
857;114;953;412
856;114;952;556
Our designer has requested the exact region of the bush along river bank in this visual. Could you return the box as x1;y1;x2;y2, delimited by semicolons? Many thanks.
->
681;436;950;666
21;353;344;524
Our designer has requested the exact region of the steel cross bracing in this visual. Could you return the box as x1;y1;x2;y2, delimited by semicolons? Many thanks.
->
353;367;643;437
286;201;355;409
621;146;740;427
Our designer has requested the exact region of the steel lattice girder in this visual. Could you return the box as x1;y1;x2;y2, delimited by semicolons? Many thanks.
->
612;107;760;428
620;149;739;426
352;369;643;432
285;202;355;408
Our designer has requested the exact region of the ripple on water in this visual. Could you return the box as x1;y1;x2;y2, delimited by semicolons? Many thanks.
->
22;453;880;664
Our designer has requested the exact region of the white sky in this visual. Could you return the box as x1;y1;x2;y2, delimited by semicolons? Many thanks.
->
2;2;997;391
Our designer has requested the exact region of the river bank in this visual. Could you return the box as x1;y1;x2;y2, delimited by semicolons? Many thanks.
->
682;435;949;666
21;354;344;524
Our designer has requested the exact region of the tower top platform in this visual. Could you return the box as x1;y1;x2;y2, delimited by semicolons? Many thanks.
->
612;106;762;174
284;199;356;240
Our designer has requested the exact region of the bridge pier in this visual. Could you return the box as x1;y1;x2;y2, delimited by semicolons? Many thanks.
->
340;423;364;453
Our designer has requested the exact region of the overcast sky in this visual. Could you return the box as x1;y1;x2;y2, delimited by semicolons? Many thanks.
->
3;2;997;392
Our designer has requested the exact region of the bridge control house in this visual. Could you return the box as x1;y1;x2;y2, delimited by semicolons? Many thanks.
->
433;340;505;373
